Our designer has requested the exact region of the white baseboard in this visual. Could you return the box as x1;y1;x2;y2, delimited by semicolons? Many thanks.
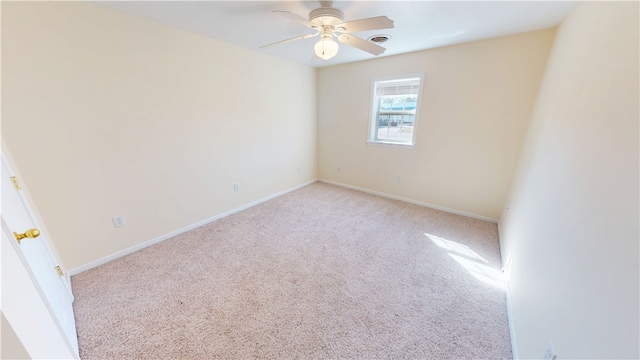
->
498;220;518;359
69;179;318;276
318;179;498;223
505;286;519;359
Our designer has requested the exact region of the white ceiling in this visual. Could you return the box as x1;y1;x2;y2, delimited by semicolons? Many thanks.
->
95;1;576;68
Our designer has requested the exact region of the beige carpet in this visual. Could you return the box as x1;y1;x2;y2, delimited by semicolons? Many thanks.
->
72;182;512;359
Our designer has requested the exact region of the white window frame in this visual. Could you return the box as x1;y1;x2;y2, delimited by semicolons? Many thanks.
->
367;73;425;147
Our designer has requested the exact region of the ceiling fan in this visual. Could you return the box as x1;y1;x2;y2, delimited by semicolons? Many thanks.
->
260;2;394;60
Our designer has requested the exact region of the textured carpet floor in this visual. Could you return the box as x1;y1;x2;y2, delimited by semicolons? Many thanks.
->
72;182;512;359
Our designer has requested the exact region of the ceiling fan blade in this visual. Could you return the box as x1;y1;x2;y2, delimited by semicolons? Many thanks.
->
272;10;317;28
337;16;394;33
338;34;386;56
260;32;319;49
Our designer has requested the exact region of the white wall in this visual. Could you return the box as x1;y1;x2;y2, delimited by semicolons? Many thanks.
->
1;2;317;270
499;2;639;358
317;29;555;220
1;313;31;360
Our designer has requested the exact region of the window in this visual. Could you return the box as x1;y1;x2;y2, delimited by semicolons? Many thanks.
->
368;74;424;146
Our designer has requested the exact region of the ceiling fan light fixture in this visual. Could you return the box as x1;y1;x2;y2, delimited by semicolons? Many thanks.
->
314;37;339;60
264;5;394;61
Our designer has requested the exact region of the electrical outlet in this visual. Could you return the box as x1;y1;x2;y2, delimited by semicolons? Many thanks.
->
112;216;126;228
297;166;301;174
543;342;557;360
233;183;240;192
397;175;403;183
337;166;341;172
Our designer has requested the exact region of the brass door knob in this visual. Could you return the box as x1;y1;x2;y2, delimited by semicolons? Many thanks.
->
13;229;40;244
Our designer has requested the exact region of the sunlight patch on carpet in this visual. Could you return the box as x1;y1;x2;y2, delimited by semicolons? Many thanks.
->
426;233;505;289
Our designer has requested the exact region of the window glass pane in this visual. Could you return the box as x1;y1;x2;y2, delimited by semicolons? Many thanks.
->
370;75;422;146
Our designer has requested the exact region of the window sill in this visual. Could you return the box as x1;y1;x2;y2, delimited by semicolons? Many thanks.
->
366;140;416;149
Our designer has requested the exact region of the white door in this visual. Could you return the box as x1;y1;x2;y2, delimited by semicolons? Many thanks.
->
1;155;79;356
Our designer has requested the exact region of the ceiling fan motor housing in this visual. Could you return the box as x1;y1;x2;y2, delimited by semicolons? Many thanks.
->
309;7;344;26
